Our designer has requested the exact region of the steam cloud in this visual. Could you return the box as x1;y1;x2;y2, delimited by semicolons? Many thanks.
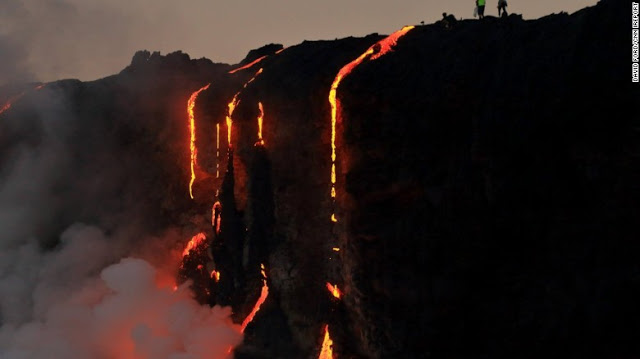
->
0;81;242;357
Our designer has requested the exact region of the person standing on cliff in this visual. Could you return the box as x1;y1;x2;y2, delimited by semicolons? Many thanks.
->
498;0;508;17
476;0;486;19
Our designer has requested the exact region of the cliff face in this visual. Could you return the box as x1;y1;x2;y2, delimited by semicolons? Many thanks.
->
1;0;638;358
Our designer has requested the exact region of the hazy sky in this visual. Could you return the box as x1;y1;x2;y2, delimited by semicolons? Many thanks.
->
0;0;598;84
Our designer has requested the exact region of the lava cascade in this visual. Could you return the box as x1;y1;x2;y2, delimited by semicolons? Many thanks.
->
318;325;334;359
0;84;45;116
326;283;342;299
187;83;211;199
240;264;269;332
182;232;207;258
226;68;263;147
256;102;265;146
328;26;414;213
228;55;268;74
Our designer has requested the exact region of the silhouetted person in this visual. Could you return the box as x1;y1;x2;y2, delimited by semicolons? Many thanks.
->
440;13;457;29
498;0;508;17
476;0;486;19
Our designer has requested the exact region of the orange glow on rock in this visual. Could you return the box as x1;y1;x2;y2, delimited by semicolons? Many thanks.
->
211;270;221;282
228;55;268;74
1;84;48;116
318;325;334;359
332;247;340;252
256;102;265;146
182;232;207;258
212;201;222;234
226;68;264;147
326;283;342;299
0;92;26;116
187;83;211;199
328;26;414;214
371;26;415;60
241;264;269;332
216;123;220;178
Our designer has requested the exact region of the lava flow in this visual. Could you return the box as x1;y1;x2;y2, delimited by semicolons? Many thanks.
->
328;26;414;213
228;55;267;74
216;123;220;178
226;68;264;147
326;283;342;299
240;264;269;332
0;84;46;116
318;325;334;359
256;102;265;146
0;92;26;115
182;232;207;258
187;83;211;199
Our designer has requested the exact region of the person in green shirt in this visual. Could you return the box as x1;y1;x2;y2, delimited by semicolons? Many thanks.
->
476;0;486;19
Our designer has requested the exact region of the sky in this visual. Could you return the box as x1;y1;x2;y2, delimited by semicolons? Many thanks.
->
0;0;599;84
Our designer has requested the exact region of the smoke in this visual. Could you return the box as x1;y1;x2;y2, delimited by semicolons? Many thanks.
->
0;242;241;358
0;74;242;357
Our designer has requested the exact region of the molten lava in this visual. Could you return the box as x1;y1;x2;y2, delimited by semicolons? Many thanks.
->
228;55;267;74
318;325;334;359
326;283;342;299
0;92;26;116
0;84;47;116
226;99;237;147
187;83;211;199
256;102;265;146
212;201;222;234
211;270;221;282
225;68;264;147
240;264;269;332
216;123;220;178
182;232;207;258
328;26;415;215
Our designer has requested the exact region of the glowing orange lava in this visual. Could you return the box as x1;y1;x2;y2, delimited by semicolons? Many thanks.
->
225;68;263;147
1;84;47;116
187;83;211;199
332;247;340;252
228;55;268;74
0;91;26;116
211;270;221;282
182;232;207;258
216;123;220;178
212;201;222;234
318;325;334;359
326;283;342;299
256;102;265;146
328;26;414;216
241;264;269;332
